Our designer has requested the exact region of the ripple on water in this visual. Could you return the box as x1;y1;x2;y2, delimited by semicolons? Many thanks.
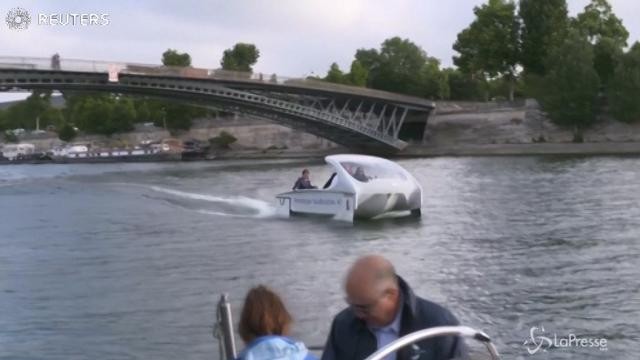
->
0;156;639;359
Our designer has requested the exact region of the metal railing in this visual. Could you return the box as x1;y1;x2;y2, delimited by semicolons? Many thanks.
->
365;326;500;360
0;56;434;108
214;294;237;360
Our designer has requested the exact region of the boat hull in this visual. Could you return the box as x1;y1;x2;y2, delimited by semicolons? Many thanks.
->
276;154;423;223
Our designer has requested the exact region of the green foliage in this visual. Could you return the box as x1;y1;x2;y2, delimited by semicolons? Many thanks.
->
353;48;380;81
574;0;628;46
444;68;486;101
418;58;449;99
609;43;640;123
346;37;447;98
162;49;192;67
154;50;204;131
146;99;207;133
40;107;65;129
487;76;525;100
519;0;569;76
3;91;51;130
58;123;77;142
111;97;137;132
537;30;601;131
573;0;628;87
4;131;18;143
221;43;260;72
66;94;136;136
369;37;430;95
134;100;151;123
209;130;237;149
453;0;520;100
0;109;6;131
593;37;623;85
348;60;368;87
324;62;347;84
166;105;197;131
322;60;369;87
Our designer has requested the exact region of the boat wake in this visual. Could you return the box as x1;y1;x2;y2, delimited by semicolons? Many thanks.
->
147;185;277;219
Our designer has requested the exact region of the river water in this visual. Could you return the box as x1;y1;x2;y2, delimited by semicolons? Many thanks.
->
0;156;638;359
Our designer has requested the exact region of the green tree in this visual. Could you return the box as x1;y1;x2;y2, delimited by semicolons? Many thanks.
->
574;0;628;85
72;95;113;134
373;37;430;95
58;123;77;142
135;100;151;123
609;43;640;123
209;130;237;149
519;0;569;76
221;43;260;72
325;63;347;84
354;48;380;87
4;131;18;143
0;109;6;131
164;105;193;131
418;58;448;99
352;37;438;97
144;50;202;132
444;68;486;101
40;107;65;129
437;71;451;100
537;30;601;137
4;91;51;129
66;94;137;136
162;49;192;67
148;100;207;133
574;0;628;46
109;97;136;134
593;37;623;85
348;60;368;87
453;0;520;100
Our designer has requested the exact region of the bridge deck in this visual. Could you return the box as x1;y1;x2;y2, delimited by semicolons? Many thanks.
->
0;56;434;153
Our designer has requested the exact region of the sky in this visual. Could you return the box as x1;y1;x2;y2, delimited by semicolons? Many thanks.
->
1;0;640;102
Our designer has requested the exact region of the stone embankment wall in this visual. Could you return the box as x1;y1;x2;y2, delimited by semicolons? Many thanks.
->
424;99;640;146
14;116;338;152
9;101;640;156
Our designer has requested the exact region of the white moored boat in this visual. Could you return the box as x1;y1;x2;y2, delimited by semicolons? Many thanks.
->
276;154;423;222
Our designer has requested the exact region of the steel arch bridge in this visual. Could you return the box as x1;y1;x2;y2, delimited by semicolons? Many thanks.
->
0;56;434;153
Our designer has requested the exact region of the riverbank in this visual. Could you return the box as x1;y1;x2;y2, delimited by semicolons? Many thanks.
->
213;142;640;160
200;142;640;160
4;142;640;165
5;100;640;162
401;142;640;157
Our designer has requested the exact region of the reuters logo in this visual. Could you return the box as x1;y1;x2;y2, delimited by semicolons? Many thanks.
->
6;7;31;30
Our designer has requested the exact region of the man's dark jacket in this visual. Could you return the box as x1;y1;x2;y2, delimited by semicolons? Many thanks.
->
321;276;468;360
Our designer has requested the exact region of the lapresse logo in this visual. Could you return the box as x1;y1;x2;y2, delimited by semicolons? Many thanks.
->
5;7;110;30
523;325;608;355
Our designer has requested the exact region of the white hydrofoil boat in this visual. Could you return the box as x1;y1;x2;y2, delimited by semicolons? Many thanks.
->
276;154;423;222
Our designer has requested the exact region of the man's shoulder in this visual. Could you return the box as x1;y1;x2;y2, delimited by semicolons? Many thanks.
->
409;295;461;327
330;307;369;336
333;306;357;326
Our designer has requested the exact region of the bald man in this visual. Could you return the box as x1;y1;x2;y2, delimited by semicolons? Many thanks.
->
321;255;468;360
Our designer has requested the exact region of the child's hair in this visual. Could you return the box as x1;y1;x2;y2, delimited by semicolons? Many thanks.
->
238;285;293;343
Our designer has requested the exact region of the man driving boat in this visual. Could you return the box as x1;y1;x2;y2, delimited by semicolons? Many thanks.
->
293;169;317;190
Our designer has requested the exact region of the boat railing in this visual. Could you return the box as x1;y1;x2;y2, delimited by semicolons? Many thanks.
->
213;294;500;360
213;294;237;360
364;326;500;360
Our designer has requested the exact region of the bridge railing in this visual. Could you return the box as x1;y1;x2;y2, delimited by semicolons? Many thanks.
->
0;56;434;108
